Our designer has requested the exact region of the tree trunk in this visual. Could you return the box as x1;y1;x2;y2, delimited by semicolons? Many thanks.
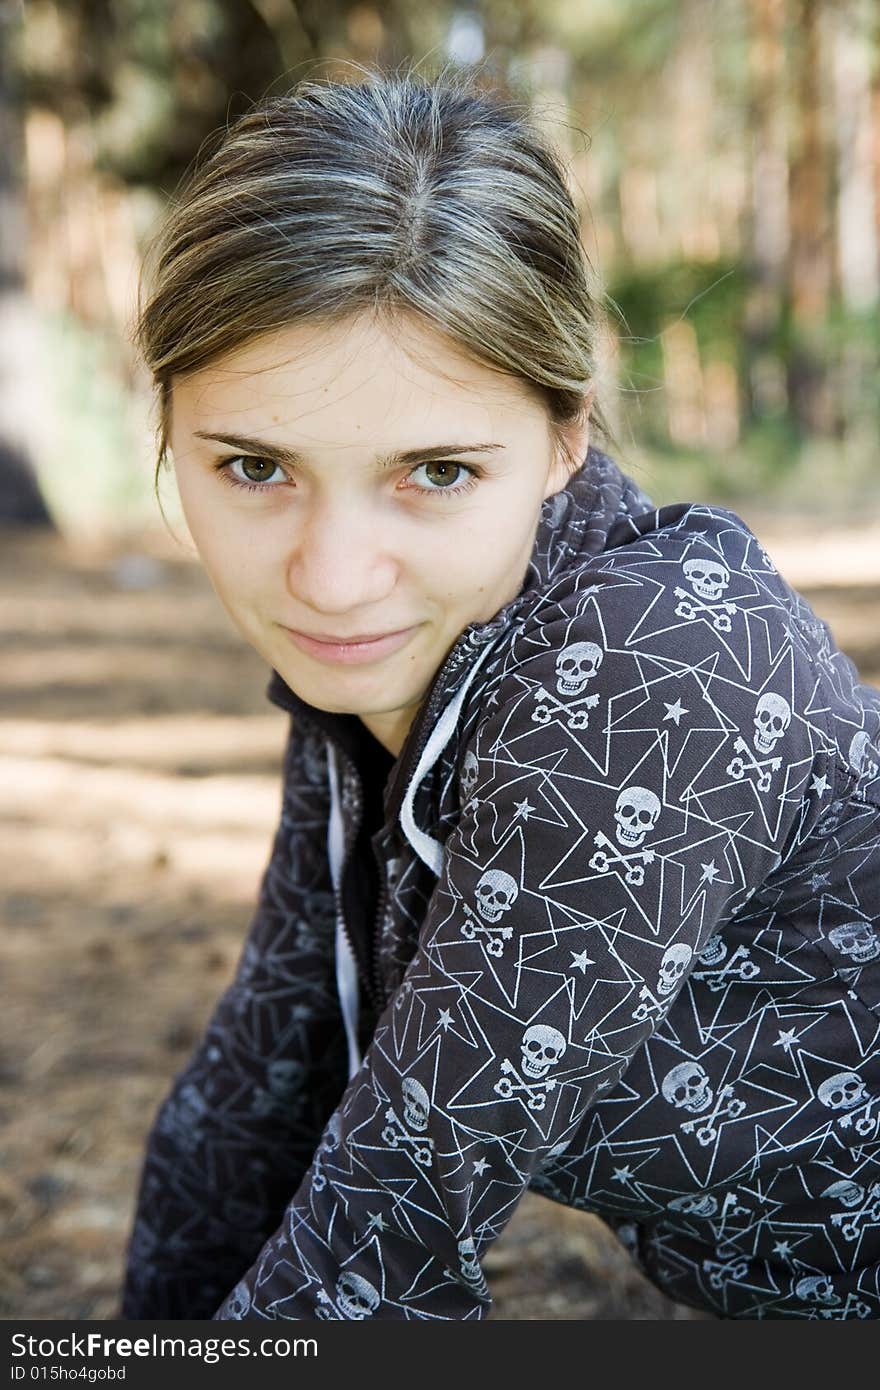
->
787;0;833;434
832;0;878;312
744;0;789;422
0;3;54;528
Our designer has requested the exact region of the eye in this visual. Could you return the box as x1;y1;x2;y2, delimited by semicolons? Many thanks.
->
216;456;288;492
405;460;478;498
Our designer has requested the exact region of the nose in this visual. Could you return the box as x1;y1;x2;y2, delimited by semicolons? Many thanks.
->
286;500;398;616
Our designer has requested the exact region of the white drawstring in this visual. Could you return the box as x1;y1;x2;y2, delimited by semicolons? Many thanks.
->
327;741;362;1080
327;637;498;1080
399;641;498;876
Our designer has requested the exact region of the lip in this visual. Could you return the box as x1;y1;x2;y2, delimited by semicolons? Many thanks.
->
281;623;420;665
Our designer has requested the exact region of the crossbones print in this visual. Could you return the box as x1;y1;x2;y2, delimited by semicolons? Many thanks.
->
726;736;781;793
692;943;760;993
632;983;665;1023
589;830;655;887
674;587;737;632
680;1084;746;1145
380;1107;435;1166
532;685;600;730
839;1094;880;1139
830;1184;880;1242
818;1293;873;1319
703;1255;749;1290
493;1059;557;1111
460;902;512;957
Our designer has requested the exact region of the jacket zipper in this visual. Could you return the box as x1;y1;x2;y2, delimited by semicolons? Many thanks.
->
367;671;454;1013
330;640;483;1019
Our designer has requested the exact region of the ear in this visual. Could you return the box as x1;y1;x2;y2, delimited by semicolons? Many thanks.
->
542;388;594;500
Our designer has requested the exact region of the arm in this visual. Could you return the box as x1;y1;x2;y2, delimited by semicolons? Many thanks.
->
211;543;836;1320
121;716;349;1319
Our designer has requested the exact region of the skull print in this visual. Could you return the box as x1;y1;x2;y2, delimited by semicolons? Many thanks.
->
822;1180;863;1209
662;1061;713;1114
401;1076;431;1132
848;730;878;780
827;921;880;963
817;1072;867;1111
520;1024;567;1079
753;692;791;754
794;1274;838;1306
555;640;604;695
460;751;479;804
683;556;730;602
658;942;693;996
475;869;519;923
614;786;661;847
335;1271;381;1319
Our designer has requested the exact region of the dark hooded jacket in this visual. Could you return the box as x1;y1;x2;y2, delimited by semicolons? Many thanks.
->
121;448;880;1321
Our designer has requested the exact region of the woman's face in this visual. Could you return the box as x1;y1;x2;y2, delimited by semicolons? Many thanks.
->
169;311;590;756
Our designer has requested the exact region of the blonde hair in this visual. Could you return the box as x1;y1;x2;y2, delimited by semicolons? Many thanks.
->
134;61;611;491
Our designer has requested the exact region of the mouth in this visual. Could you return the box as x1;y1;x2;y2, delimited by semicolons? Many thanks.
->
280;623;421;665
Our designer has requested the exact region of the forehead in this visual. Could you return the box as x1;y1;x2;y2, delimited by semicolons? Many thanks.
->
170;310;543;437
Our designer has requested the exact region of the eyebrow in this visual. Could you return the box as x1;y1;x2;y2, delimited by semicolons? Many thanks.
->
193;431;505;468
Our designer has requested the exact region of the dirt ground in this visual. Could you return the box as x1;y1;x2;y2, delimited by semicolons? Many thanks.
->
2;518;879;1322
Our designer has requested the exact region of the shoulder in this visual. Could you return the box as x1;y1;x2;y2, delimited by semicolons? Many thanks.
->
454;503;838;869
461;501;827;784
495;502;799;682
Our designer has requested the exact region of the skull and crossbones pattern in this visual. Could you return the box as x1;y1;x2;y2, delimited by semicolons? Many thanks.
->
825;1180;880;1242
674;557;737;631
690;942;760;992
661;1063;746;1145
528;639;603;728
724;692;791;791
460;751;480;806
632;944;693;1023
816;1071;879;1138
588;785;662;888
826;920;880;964
444;1237;489;1293
461;869;519;955
316;1270;381;1319
494;1024;567;1110
848;730;879;781
381;1077;435;1165
531;640;605;729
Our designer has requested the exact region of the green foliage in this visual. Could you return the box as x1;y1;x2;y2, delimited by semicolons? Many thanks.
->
32;310;183;540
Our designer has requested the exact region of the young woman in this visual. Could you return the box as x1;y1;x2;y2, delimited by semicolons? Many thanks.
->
119;68;880;1322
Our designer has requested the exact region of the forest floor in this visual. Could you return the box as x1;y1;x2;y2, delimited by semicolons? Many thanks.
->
2;515;879;1322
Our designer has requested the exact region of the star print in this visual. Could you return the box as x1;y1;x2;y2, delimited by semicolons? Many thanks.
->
810;774;831;795
700;860;721;884
365;1211;387;1233
612;1166;634;1184
438;1008;453;1030
772;1240;792;1259
774;1028;799;1053
472;1158;489;1175
514;798;536;820
663;699;689;726
570;949;595;974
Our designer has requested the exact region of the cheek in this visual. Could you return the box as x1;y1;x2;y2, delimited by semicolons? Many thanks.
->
175;477;261;584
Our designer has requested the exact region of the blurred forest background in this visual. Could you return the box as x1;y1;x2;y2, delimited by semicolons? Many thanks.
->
1;0;880;1322
2;0;879;535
